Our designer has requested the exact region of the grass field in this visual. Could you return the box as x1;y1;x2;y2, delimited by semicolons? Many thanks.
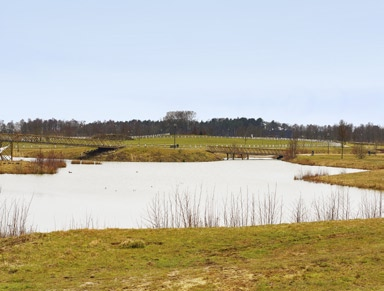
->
1;219;384;290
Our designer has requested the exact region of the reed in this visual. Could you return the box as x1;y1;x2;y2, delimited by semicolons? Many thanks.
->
0;196;34;237
143;188;383;228
33;150;66;174
0;151;66;174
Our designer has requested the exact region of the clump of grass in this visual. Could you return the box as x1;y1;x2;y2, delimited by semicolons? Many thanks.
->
294;168;329;180
119;238;146;249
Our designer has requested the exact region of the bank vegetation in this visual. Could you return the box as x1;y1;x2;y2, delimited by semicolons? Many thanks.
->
0;150;66;174
291;154;384;191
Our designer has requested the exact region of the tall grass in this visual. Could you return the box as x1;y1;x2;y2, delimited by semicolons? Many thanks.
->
358;191;383;218
144;187;283;228
144;188;383;228
294;168;330;180
311;188;352;221
33;150;66;174
0;195;34;237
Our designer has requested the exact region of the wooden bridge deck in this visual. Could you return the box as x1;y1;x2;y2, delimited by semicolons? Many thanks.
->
207;145;286;159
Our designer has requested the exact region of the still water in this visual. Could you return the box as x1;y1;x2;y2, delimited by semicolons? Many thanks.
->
0;159;375;232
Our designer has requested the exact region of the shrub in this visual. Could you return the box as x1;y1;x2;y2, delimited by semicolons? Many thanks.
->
119;239;146;249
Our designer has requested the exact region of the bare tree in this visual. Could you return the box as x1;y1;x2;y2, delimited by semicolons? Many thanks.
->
163;111;197;133
359;192;383;219
286;132;299;159
338;120;350;159
290;195;308;223
352;143;367;159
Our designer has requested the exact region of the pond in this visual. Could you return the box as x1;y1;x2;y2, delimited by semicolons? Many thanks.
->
0;159;379;232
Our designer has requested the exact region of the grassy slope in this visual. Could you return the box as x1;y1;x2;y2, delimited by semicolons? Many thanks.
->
97;147;224;162
1;219;384;290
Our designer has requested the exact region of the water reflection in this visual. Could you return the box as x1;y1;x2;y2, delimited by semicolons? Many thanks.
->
0;159;379;232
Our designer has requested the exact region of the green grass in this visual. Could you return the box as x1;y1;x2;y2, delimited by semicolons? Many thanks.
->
125;135;326;148
13;144;90;160
1;219;384;290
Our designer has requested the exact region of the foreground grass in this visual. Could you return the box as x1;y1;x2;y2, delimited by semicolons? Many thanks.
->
1;219;384;290
291;154;384;191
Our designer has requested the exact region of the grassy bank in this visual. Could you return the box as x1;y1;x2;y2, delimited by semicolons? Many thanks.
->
290;154;384;171
291;154;384;191
13;145;90;160
0;151;66;174
12;141;225;163
95;147;224;162
1;219;384;290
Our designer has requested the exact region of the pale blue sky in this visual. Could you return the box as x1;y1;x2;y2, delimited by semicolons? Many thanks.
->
1;0;383;125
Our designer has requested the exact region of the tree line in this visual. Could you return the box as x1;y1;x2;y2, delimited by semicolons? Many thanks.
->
1;112;384;143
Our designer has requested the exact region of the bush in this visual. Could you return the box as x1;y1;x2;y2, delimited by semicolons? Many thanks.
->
352;144;367;159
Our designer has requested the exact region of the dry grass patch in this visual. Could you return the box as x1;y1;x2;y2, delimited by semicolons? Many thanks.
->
0;150;66;174
307;169;384;191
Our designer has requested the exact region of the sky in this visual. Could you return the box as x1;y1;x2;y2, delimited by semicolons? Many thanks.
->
1;0;383;126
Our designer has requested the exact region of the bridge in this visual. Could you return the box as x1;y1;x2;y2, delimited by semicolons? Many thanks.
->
0;133;125;161
206;145;286;160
